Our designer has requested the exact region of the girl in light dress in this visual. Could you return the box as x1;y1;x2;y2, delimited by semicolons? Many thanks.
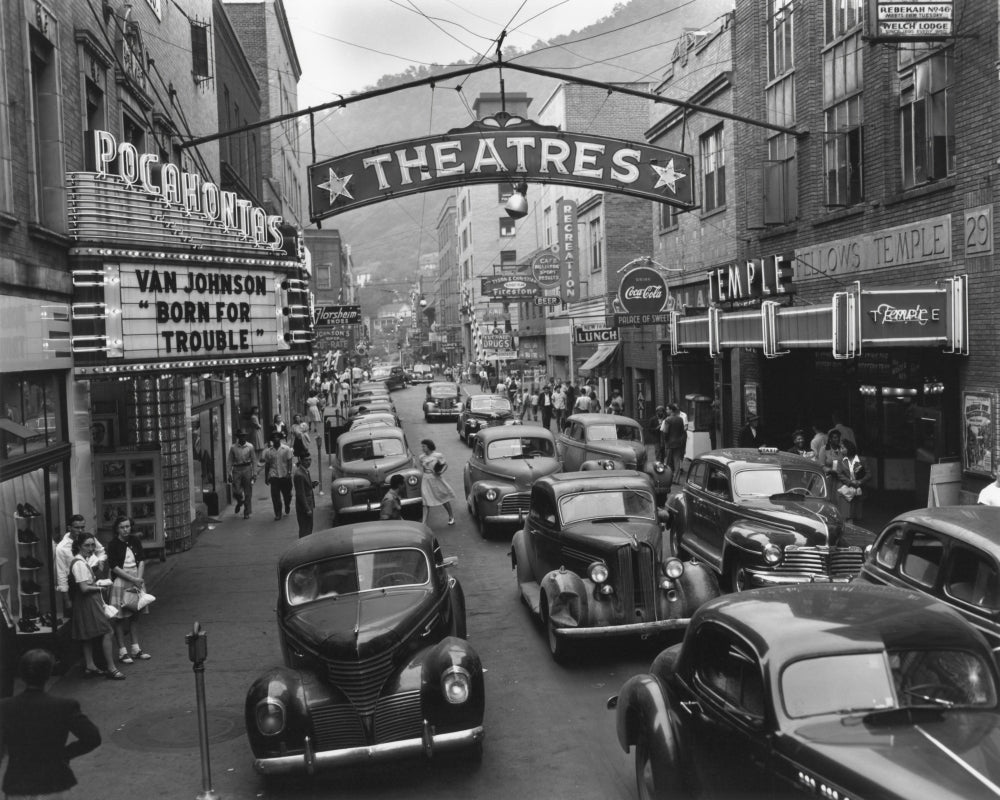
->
419;439;455;526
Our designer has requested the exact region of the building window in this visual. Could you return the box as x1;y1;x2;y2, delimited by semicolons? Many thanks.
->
500;250;517;266
768;0;794;78
824;0;863;43
499;217;515;237
28;23;63;229
823;32;863;206
659;202;679;230
461;228;469;250
122;108;146;151
899;49;953;189
700;126;726;213
589;217;603;273
460;197;468;219
497;183;513;203
191;20;212;84
543;206;552;246
316;262;332;290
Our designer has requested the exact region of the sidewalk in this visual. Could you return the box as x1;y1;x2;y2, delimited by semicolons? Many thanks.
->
45;481;309;800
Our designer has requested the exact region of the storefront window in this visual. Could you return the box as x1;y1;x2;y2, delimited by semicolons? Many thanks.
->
0;372;64;459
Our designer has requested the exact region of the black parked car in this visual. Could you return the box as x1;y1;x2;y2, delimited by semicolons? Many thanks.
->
511;470;719;663
668;447;862;592
245;522;485;777
610;582;1000;800
457;394;519;445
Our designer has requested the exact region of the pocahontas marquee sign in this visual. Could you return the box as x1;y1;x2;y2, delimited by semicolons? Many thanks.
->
308;112;695;221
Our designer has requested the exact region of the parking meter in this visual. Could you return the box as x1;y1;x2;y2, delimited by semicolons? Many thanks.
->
186;621;208;665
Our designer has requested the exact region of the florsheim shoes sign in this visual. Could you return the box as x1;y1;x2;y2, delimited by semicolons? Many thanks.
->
308;112;694;222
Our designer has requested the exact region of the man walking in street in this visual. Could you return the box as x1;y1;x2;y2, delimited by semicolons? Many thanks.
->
552;382;567;430
663;404;688;483
260;433;294;520
0;649;102;799
228;430;258;519
648;405;668;462
293;452;316;538
379;474;406;520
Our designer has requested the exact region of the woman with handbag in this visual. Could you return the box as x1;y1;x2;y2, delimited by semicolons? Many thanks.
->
833;440;869;522
107;515;152;666
70;533;123;679
419;439;456;526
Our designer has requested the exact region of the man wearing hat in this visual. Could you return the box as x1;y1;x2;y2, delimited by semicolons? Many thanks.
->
738;414;763;448
227;430;258;519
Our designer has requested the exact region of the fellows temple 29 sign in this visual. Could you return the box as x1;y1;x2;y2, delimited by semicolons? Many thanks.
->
308;113;695;222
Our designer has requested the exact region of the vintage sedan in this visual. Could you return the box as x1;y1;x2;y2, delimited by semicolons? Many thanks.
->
331;427;422;522
857;505;1000;650
410;363;434;384
511;470;719;663
371;366;407;390
457;394;519;445
463;425;561;537
668;447;862;592
245;522;485;777
348;398;396;420
423;382;462;422
557;413;671;503
610;582;1000;800
348;412;398;432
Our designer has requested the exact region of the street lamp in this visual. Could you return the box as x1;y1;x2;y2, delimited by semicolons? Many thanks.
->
504;180;529;219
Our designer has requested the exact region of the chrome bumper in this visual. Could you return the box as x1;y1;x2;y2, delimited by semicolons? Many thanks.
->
334;496;423;516
556;618;690;639
253;724;485;775
748;571;855;588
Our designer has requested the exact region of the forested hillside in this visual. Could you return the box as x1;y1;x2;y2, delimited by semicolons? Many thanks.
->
306;0;733;279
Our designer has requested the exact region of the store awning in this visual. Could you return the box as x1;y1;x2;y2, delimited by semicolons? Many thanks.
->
578;342;619;376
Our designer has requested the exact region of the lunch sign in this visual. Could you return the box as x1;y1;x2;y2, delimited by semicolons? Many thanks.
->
308;112;695;222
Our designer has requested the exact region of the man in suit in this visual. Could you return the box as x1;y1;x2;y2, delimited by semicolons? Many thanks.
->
738;414;763;448
0;649;101;798
293;452;316;538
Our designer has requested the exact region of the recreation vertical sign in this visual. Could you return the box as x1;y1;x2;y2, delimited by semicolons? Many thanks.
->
558;199;579;302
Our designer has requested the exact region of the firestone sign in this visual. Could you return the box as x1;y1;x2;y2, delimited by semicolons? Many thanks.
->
309;113;695;221
613;265;670;326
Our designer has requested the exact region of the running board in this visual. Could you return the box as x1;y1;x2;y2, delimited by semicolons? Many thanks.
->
520;582;541;615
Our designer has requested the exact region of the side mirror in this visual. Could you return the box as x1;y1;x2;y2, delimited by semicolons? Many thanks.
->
440;556;458;568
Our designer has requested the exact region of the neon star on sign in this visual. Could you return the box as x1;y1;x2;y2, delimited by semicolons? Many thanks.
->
318;168;354;205
651;159;686;193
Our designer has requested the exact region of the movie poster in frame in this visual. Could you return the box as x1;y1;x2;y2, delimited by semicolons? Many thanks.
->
962;390;995;477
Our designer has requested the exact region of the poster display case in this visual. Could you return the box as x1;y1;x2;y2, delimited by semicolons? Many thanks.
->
94;451;166;560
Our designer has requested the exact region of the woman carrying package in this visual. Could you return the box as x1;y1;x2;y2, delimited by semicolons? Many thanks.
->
107;515;152;666
419;439;456;526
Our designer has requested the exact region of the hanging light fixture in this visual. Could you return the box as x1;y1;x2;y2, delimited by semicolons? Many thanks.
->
504;181;529;219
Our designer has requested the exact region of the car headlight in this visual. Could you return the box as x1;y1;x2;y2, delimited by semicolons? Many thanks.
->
653;461;666;473
588;561;609;584
255;697;286;736
336;484;349;495
469;419;481;428
485;488;497;501
441;666;472;705
663;557;684;579
763;543;783;565
406;474;419;486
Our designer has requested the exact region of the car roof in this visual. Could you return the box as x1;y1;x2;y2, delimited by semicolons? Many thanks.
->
695;448;822;469
567;413;638;425
886;506;1000;551
698;583;988;662
476;425;555;443
338;426;405;445
279;521;434;572
536;469;655;496
428;382;457;390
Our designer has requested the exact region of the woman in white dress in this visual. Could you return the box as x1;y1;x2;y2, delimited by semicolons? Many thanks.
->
419;439;455;526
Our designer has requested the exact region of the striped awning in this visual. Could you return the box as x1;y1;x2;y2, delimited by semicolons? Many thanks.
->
578;342;619;376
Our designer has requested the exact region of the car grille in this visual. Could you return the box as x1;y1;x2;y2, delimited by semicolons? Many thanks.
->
351;485;388;506
434;399;454;409
326;650;396;715
616;543;658;621
499;492;530;514
310;690;423;749
775;545;864;578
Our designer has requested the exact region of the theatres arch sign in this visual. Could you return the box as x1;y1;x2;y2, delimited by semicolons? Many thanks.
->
308;113;694;221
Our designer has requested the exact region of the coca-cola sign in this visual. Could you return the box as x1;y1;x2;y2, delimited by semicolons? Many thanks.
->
617;266;668;315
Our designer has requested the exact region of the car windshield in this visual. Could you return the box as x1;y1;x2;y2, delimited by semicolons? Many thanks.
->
782;649;997;718
285;548;430;605
487;437;554;460
734;466;828;498
470;396;512;413
586;423;640;443
413;365;432;374
429;385;457;399
559;489;655;524
341;437;406;462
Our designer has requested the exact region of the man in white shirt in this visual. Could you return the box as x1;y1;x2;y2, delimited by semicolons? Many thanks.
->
55;515;106;611
979;474;1000;506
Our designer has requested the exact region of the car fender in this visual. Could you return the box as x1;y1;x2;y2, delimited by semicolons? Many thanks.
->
667;492;690;534
613;672;679;762
244;665;312;756
645;462;673;491
330;476;372;492
470;480;516;510
672;561;721;617
511;529;533;584
540;568;593;628
724;519;806;567
581;457;627;471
